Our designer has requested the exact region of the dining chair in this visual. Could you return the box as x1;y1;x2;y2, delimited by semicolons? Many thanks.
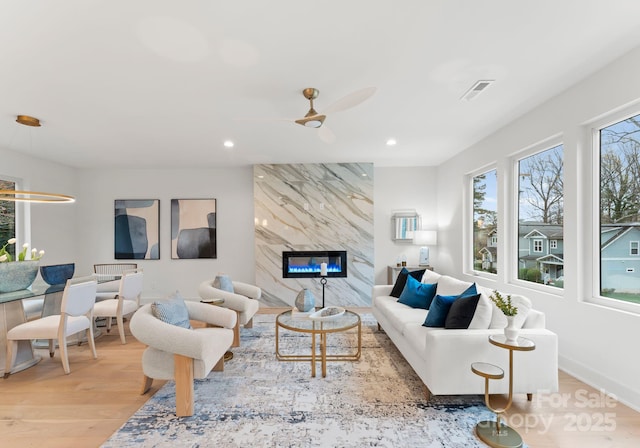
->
93;263;138;301
92;269;143;344
4;276;98;377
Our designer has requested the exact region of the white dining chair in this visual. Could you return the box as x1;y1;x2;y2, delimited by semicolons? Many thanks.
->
4;276;98;376
93;269;143;344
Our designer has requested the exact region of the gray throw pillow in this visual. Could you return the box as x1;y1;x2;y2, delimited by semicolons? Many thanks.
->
213;274;234;293
151;291;192;329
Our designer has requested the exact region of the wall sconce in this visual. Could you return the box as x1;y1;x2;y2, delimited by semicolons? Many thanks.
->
413;230;437;266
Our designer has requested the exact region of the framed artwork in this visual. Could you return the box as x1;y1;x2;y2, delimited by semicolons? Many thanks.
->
171;198;217;259
114;199;160;259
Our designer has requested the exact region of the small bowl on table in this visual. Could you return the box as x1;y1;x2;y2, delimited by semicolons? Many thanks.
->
40;263;75;286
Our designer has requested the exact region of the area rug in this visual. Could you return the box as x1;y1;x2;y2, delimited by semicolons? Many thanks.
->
102;314;495;447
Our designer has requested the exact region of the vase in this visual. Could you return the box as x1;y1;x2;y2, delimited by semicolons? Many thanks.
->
295;288;315;312
504;315;519;343
0;260;40;293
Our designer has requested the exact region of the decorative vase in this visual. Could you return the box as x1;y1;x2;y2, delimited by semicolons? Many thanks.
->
504;315;519;342
0;260;40;293
295;288;315;312
40;263;75;285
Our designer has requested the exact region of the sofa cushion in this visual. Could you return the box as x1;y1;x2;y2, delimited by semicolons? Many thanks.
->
390;268;426;298
444;294;481;329
467;292;493;329
151;291;192;329
213;274;234;293
421;269;442;284
489;293;532;329
435;275;476;297
398;275;437;309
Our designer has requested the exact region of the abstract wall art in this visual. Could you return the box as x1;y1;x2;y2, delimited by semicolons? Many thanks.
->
114;199;160;259
171;198;217;259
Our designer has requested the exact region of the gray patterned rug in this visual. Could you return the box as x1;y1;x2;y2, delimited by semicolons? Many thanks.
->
102;314;495;447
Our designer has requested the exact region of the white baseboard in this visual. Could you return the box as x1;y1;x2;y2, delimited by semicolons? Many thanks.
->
559;355;640;413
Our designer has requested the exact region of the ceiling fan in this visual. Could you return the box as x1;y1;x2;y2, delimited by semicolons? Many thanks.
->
291;86;376;143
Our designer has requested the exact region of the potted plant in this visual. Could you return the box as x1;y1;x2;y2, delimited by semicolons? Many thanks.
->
0;238;45;293
489;290;519;342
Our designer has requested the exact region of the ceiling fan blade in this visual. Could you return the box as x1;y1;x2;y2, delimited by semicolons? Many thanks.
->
318;125;336;144
321;86;377;114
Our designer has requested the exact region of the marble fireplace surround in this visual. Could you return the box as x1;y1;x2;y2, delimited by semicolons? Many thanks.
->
254;163;374;308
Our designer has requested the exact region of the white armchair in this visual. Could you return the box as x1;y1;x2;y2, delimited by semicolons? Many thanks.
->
129;301;236;417
198;279;261;347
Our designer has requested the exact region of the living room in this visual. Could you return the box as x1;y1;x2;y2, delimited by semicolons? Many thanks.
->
2;2;640;447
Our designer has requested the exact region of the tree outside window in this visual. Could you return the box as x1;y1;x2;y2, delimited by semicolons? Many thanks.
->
600;113;640;304
0;179;16;259
517;144;564;287
473;169;497;274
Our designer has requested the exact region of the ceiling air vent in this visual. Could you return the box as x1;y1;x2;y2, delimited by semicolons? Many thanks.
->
461;79;494;101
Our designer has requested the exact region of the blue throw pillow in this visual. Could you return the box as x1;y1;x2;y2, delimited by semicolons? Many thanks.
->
423;294;459;327
397;275;437;309
214;274;234;293
151;291;192;329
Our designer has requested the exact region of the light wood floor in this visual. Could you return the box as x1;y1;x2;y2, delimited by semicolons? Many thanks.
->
1;309;639;448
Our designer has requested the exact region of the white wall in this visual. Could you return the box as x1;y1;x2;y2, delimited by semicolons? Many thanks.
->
374;166;438;285
437;46;640;410
74;167;255;300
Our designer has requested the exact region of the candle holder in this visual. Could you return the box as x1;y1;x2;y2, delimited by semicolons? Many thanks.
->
320;276;328;308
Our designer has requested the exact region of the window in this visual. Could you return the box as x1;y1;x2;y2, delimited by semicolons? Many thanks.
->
0;178;17;259
472;169;498;274
599;112;640;304
533;239;543;252
517;144;564;287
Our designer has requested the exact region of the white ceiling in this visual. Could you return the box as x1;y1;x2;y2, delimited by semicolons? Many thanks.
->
2;1;640;169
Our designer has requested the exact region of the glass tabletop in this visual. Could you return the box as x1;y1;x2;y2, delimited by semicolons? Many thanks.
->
277;309;360;333
0;276;120;305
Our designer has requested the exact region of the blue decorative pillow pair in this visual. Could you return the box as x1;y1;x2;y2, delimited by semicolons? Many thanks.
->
397;274;437;309
423;283;479;328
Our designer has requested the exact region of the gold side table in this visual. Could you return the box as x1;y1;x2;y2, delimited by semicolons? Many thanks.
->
473;335;535;448
200;298;234;361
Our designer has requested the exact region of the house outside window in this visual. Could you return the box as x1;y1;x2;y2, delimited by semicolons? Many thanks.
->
599;111;640;305
0;178;16;259
472;169;497;274
517;144;564;287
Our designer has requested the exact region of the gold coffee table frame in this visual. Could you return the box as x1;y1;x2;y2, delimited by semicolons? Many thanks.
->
473;335;536;448
275;310;361;378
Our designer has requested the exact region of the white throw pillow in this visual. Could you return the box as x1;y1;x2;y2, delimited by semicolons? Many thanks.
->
421;269;442;284
489;293;532;329
435;275;474;297
467;292;492;329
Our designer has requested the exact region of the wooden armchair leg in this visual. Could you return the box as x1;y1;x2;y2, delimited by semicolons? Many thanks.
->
245;317;253;329
213;356;224;372
527;393;533;401
174;354;194;417
141;375;153;395
232;312;240;348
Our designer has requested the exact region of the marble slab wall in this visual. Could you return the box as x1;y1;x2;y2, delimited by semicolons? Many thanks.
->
254;163;374;307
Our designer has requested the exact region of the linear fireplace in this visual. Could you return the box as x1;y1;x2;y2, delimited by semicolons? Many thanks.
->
282;250;347;278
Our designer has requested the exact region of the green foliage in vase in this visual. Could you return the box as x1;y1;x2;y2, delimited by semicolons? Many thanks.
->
489;290;518;316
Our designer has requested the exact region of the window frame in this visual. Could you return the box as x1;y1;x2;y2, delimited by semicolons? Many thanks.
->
465;164;499;279
589;105;640;314
630;241;639;256
508;136;565;295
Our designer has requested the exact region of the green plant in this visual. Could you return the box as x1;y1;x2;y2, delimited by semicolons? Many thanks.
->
0;238;45;262
489;290;518;316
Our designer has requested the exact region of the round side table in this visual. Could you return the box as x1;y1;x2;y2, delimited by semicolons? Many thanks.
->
473;335;535;448
200;298;234;361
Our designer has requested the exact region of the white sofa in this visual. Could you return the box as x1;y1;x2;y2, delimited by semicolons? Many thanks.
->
372;270;558;398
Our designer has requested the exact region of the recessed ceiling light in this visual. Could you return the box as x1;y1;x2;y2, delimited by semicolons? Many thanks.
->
223;140;234;148
361;173;367;177
386;139;397;146
461;80;494;101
